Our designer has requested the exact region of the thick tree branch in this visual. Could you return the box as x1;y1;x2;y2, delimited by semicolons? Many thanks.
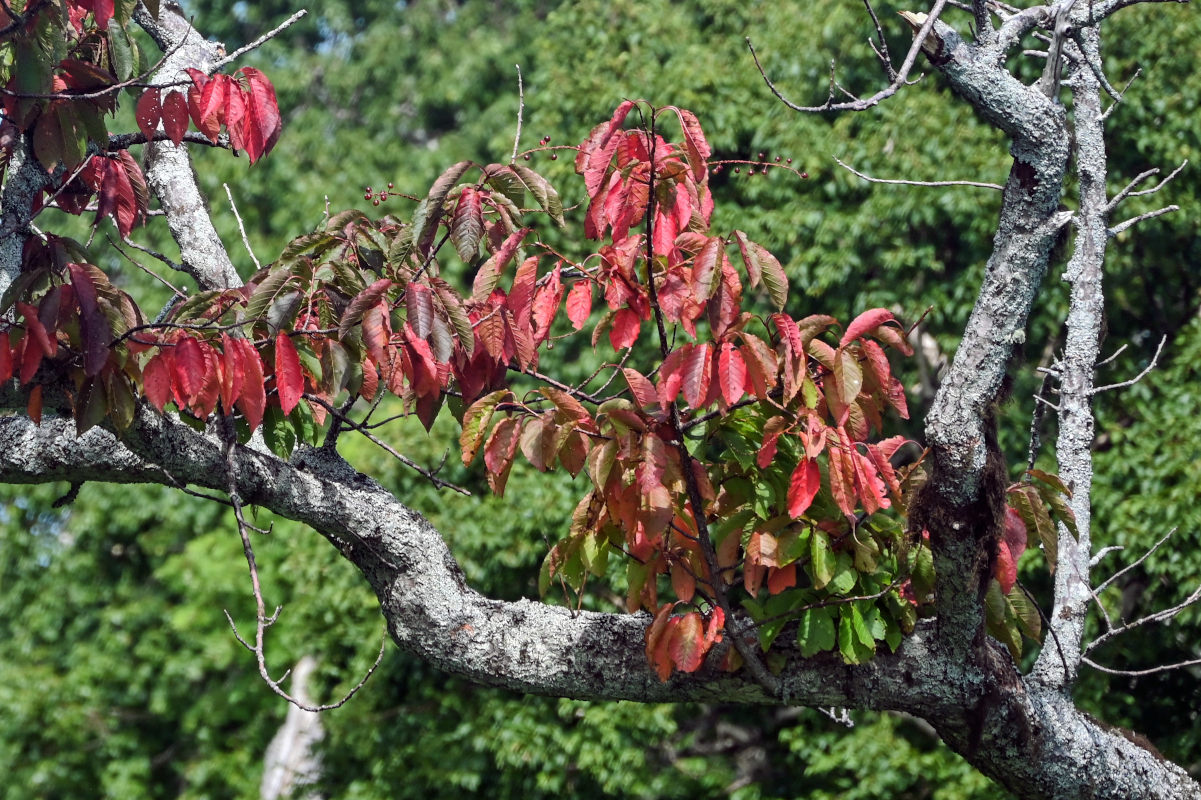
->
0;401;1197;799
1029;28;1108;691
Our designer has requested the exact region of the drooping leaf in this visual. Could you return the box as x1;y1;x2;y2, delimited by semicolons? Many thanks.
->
512;163;565;227
414;161;473;258
67;262;112;377
235;67;282;164
472;226;530;302
274;331;304;415
339;278;393;340
134;88;161;143
669;612;707;673
565;280;592;330
460;390;508;465
681;341;712;409
717;341;746;406
840;308;899;347
788;458;821;519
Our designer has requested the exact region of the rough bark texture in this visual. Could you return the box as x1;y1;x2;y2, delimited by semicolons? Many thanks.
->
0;2;1197;798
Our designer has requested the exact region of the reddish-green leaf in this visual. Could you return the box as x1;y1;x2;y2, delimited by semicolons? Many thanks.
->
405;282;435;340
451;186;484;262
415;161;473;258
274;331;304;415
339;278;393;340
669;612;707;673
143;352;173;411
681;341;712;409
484;415;522;495
472;227;530;302
691;236;722;303
623;367;660;410
717;341;746;405
460;390;508;465
834;347;864;406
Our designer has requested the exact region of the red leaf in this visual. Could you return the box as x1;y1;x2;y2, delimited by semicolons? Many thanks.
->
1004;506;1029;561
161;90;189;146
484;416;521;496
405;282;436;340
840;308;898;348
195;74;230;143
135;88;161;144
17;302;55;358
645;603;675;681
669;612;706;673
231;339;266;431
767;563;798;595
361;301;392;372
508;255;539;327
186;69;221;143
235;67;282;164
681;342;712;409
996;542;1018;595
143;352;173;411
669;106;711;181
691;236;722;304
19;335;41;385
565;280;592;330
173;335;205;400
623;367;660;410
67;262;112;377
472;227;531;302
0;334;11;382
219;333;244;411
609;307;640;351
717;342;746;405
274;331;303;415
658;345;688;406
339;278;393;340
788;458;821;518
827;435;857;517
531;264;563;344
671;562;696;604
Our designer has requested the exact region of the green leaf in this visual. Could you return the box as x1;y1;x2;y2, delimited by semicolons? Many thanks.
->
809;530;835;590
797;606;836;657
512;163;565;227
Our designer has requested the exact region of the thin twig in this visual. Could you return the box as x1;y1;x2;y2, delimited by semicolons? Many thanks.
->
1107;160;1188;212
224;184;262;271
1108;205;1179;237
1094;343;1128;368
1085;582;1201;654
1096;527;1178;595
212;10;309;70
1082;656;1201;677
1089;334;1166;395
510;65;525;165
108;236;188;298
1101;67;1142;121
746;0;948;113
835;157;1003;190
304;394;471;495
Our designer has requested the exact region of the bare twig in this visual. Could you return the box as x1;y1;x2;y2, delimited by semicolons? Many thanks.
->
1085;582;1201;654
1089;334;1166;395
1082;656;1201;677
1107;160;1188;212
1095;343;1128;368
835;157;1003;190
224;184;262;271
304;394;471;495
1108;204;1179;237
1096;527;1178;595
861;0;898;79
212;9;309;70
746;0;949;113
1089;545;1124;568
218;417;386;711
510;65;525;165
1101;67;1142;120
108;236;188;298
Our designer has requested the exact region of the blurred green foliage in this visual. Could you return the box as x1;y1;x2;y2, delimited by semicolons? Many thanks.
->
2;0;1199;796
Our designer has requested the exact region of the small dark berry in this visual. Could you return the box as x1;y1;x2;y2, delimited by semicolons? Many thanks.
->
387;182;394;189
775;155;782;162
786;158;793;164
801;172;809;179
758;152;766;159
380;192;388;201
550;153;557;160
373;199;380;206
523;154;531;161
734;167;740;174
747;168;755;175
365;186;372;193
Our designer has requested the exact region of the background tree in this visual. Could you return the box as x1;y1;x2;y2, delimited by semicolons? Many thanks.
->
0;2;1198;799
